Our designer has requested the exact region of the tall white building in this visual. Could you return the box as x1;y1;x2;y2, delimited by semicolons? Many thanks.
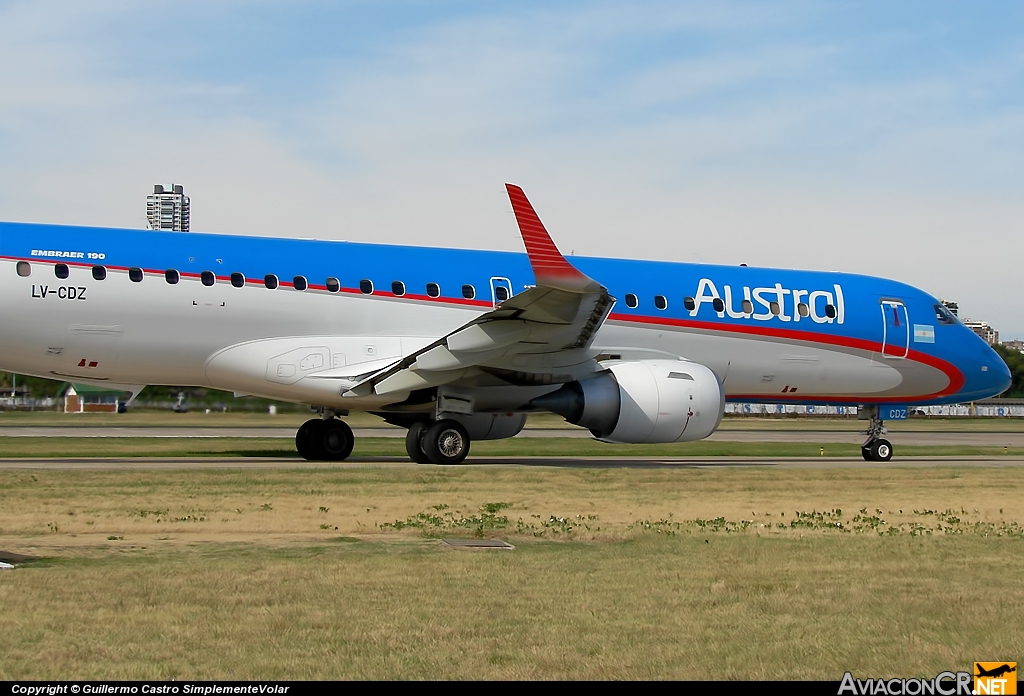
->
146;184;190;232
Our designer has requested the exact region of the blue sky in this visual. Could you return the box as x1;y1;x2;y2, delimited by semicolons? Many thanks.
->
1;1;1022;337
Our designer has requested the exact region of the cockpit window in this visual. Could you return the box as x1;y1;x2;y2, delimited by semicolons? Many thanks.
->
934;304;958;325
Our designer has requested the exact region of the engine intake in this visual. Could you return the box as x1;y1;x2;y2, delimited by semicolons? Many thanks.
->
531;359;725;443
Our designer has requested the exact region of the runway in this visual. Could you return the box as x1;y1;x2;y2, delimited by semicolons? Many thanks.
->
4;426;1024;447
2;454;1023;470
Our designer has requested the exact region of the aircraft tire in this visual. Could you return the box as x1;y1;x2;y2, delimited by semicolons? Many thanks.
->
861;445;871;461
296;418;326;461
868;438;893;462
422;419;471;465
405;422;431;464
321;419;355;461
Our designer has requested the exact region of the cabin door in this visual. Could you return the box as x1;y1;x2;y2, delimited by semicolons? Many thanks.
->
880;300;909;359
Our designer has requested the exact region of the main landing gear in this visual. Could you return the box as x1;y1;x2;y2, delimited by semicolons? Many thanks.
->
295;416;354;461
294;414;473;464
861;412;893;462
405;419;471;465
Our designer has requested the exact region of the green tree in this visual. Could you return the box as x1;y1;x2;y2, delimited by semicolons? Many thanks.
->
992;344;1024;397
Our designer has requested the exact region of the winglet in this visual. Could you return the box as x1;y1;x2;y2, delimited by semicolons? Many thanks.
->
505;183;602;293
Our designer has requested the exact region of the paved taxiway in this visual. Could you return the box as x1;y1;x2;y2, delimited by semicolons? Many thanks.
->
4;426;1024;447
2;455;1023;470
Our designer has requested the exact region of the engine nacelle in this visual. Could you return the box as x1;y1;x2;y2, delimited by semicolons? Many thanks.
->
531;359;725;443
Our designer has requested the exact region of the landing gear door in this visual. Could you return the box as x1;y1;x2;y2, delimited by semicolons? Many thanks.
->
490;277;513;308
880;300;909;359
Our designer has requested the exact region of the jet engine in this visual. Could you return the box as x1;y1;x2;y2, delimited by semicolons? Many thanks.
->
531;359;725;443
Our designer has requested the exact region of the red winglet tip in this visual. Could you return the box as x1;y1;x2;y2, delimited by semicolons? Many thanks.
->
505;184;594;291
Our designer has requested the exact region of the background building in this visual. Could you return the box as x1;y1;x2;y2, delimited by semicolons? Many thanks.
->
1002;339;1024;353
146;184;190;231
941;300;1001;346
963;319;999;345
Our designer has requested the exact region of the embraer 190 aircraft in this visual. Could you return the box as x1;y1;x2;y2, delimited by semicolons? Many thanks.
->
0;184;1010;463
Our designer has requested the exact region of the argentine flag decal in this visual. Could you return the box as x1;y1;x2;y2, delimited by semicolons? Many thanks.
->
913;324;935;343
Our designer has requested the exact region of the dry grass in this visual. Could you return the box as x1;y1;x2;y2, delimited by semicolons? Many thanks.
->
1;465;1022;680
1;538;1021;680
2;466;1024;546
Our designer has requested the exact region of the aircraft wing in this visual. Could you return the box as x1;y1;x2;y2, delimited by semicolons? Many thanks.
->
343;184;614;398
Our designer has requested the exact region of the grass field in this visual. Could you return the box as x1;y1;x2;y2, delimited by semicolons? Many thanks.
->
1;465;1022;679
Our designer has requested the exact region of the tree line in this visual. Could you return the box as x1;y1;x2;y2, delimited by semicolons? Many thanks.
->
993;345;1024;398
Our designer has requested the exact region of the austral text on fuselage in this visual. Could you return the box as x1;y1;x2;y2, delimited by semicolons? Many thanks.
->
690;277;845;324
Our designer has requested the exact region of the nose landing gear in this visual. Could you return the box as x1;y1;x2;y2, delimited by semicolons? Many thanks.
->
861;411;893;462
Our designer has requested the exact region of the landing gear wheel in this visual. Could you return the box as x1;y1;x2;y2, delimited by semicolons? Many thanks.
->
321;419;354;461
422;419;471;465
861;445;871;461
869;438;893;462
296;418;326;460
405;421;431;464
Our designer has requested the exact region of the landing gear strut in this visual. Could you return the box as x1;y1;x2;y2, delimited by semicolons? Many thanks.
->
405;419;471;465
861;412;893;462
295;416;354;461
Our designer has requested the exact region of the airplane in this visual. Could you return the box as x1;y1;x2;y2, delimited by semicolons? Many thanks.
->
975;664;1016;679
0;184;1011;463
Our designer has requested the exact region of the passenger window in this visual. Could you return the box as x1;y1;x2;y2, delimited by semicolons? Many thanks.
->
770;301;781;315
494;286;509;302
683;297;696;311
392;281;406;296
326;277;340;293
359;279;373;294
264;274;278;289
462;284;476;300
201;271;215;286
712;298;725;313
426;282;440;298
55;264;70;279
825;304;837;319
230;272;245;288
165;269;179;285
129;267;143;282
742;299;753;315
797;302;809;317
92;266;107;281
293;275;308;291
654;295;668;310
625;293;638;308
16;261;31;277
